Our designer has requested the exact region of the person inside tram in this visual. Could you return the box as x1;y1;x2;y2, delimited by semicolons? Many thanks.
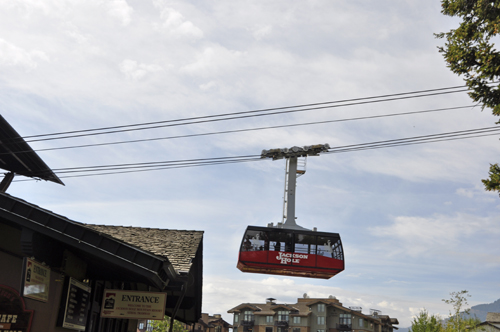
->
274;241;281;252
323;239;334;257
251;234;262;250
244;238;252;251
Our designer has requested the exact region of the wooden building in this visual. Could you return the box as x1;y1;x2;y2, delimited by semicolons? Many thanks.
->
0;115;204;332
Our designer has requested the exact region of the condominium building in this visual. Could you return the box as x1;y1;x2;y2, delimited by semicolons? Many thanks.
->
228;296;398;332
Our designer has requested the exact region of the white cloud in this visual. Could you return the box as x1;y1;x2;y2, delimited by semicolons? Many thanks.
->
180;46;245;77
153;3;203;38
106;0;133;26
370;213;500;257
0;39;48;69
119;59;163;80
251;25;273;40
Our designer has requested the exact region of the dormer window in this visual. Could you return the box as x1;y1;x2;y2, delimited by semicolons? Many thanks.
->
317;304;325;312
278;310;289;321
244;310;254;321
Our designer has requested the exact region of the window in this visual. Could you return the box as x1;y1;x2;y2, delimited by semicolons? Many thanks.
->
317;316;325;325
359;318;364;327
267;316;274;324
277;311;289;322
266;328;273;332
339;314;351;325
293;328;301;332
215;327;222;332
243;311;254;321
317;330;325;332
317;304;325;313
293;317;301;324
139;323;144;329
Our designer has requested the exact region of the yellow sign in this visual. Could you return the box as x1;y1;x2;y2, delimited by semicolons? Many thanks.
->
101;290;166;320
22;257;50;302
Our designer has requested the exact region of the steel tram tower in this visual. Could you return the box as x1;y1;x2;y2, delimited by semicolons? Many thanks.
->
260;144;330;230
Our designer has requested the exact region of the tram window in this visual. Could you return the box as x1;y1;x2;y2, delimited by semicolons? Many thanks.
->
294;233;317;255
268;232;292;252
316;235;342;259
242;230;267;251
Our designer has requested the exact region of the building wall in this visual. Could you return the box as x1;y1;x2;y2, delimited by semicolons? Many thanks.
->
0;247;67;332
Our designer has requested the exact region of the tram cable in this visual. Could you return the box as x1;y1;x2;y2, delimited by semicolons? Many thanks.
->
13;125;499;181
3;85;473;145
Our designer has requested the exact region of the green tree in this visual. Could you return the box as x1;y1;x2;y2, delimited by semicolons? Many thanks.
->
409;309;443;332
436;0;500;195
151;317;190;332
442;290;480;332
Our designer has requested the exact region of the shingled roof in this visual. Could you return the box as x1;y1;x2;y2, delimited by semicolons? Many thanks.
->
487;313;500;323
83;224;203;274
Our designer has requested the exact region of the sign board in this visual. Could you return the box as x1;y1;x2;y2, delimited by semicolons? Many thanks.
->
22;257;50;302
101;290;166;320
0;284;34;332
60;278;91;330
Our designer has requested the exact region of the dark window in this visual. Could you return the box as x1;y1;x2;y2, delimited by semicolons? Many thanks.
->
294;233;317;254
242;230;267;251
268;232;293;253
316;235;343;260
266;327;273;332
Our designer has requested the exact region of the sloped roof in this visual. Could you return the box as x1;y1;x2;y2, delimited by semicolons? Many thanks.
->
0;115;63;185
83;224;203;274
487;313;500;323
228;304;262;313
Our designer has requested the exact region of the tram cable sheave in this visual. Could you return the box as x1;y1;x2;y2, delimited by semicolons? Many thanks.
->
237;144;345;279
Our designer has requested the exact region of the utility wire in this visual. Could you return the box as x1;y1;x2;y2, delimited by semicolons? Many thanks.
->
9;105;475;154
4;85;472;145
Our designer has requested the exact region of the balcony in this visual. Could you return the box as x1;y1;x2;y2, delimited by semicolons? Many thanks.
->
275;321;289;328
336;324;352;331
241;321;254;327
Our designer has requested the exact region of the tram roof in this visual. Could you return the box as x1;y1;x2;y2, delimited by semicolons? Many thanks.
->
245;225;341;237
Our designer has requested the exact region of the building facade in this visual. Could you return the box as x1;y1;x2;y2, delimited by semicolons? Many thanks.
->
228;297;398;332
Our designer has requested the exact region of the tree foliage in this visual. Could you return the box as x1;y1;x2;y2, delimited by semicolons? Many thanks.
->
442;290;474;332
411;291;480;332
437;0;500;195
437;0;500;114
150;317;190;332
409;309;443;332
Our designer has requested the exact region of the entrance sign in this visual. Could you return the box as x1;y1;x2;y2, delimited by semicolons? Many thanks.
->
101;290;166;320
0;284;34;332
22;257;50;302
60;278;91;330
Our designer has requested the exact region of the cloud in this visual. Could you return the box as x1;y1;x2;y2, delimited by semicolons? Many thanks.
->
251;25;273;41
0;39;49;70
370;213;500;257
153;3;203;38
119;59;163;80
106;0;133;26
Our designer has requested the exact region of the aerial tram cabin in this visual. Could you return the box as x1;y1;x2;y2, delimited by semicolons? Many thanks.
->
237;144;345;279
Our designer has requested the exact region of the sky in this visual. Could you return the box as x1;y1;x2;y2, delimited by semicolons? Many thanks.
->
1;0;500;328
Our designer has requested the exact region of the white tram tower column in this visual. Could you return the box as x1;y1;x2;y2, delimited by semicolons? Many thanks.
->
260;144;330;231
